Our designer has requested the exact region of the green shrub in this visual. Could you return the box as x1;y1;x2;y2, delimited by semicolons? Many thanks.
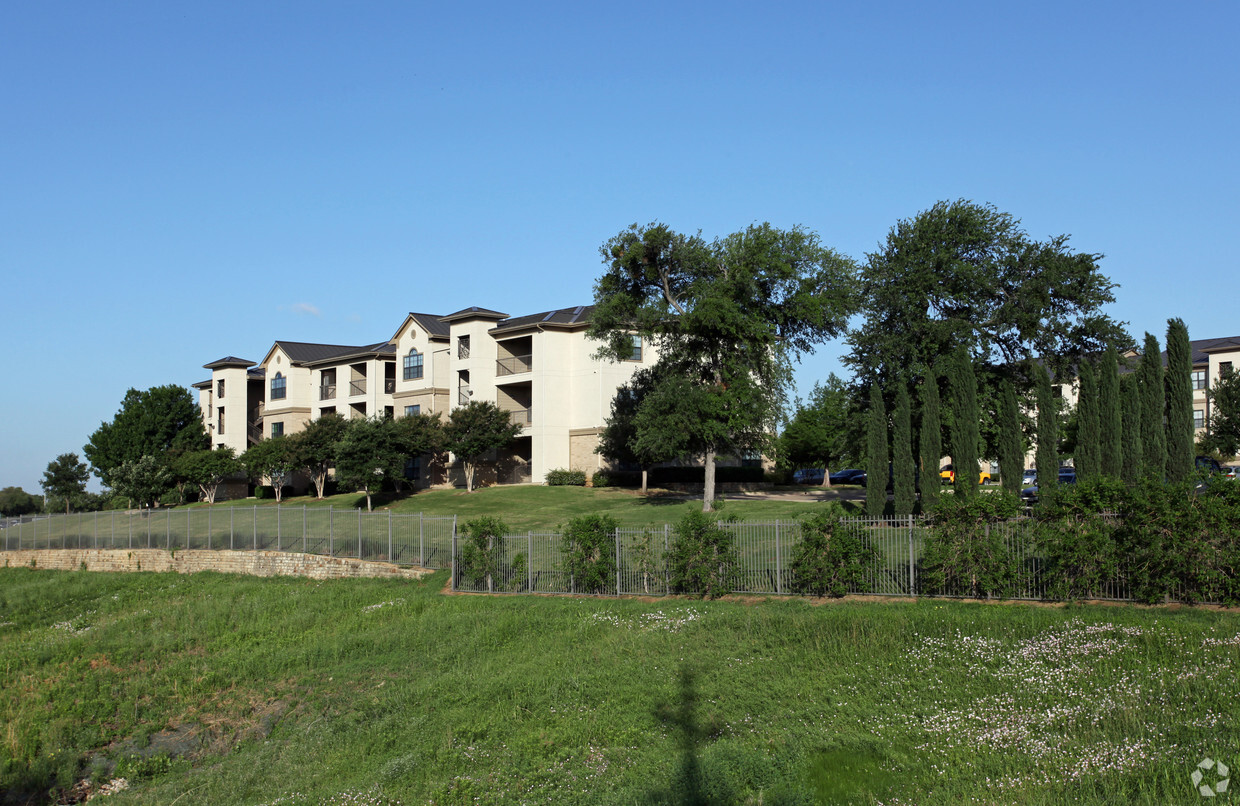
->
919;492;1024;598
560;514;618;594
508;552;528;592
590;470;641;488
545;469;587;486
458;516;509;593
666;510;739;598
789;512;880;597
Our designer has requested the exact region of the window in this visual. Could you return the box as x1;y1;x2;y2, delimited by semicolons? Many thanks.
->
404;456;421;481
404;404;421;417
1222;361;1234;376
403;350;424;380
384;406;394;420
1192;370;1207;391
1194;409;1205;429
218;407;225;434
271;422;284;438
629;335;642;362
271;372;286;400
217;379;225;398
1052;385;1063;399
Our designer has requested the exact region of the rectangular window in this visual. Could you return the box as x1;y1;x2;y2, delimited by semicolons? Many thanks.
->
404;404;421;417
404;456;421;481
271;422;284;438
218;407;225;435
1192;370;1207;390
629;334;642;362
271;373;287;400
384;406;394;420
217;379;225;398
1222;361;1234;376
403;351;424;380
1194;409;1205;429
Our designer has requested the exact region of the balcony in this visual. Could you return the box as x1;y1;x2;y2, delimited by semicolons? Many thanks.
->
458;340;470;359
384;378;396;394
320;384;336;401
458;384;472;406
349;379;366;397
506;407;532;427
496;354;532;377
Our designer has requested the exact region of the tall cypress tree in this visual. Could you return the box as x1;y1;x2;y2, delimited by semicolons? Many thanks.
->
949;349;980;500
1139;332;1166;481
1099;346;1122;477
892;384;915;515
1120;372;1143;484
866;383;888;518
1076;360;1099;480
1165;318;1194;482
1034;361;1059;509
918;367;943;513
998;380;1023;496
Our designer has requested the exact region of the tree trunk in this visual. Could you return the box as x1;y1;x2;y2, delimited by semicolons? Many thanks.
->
703;449;717;512
313;470;327;499
822;465;830;487
465;462;475;493
365;488;373;512
641;468;648;495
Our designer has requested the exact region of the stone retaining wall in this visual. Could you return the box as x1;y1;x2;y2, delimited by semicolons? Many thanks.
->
1;549;432;581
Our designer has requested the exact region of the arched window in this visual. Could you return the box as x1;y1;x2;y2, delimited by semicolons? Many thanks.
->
403;349;424;380
271;372;287;400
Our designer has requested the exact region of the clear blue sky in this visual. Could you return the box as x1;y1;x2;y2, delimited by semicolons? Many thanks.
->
3;1;1237;494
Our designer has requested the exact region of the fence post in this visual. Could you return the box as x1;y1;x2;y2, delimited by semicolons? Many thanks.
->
358;508;363;559
302;505;307;554
186;508;191;549
451;532;457;591
615;529;621;596
775;520;782;595
253;505;257;551
419;512;425;566
908;515;915;596
229;506;234;550
388;510;393;563
329;506;334;557
528;531;533;592
166;510;171;550
277;505;281;552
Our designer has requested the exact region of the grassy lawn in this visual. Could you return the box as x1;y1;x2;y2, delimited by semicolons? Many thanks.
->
2;568;1237;805
187;485;864;533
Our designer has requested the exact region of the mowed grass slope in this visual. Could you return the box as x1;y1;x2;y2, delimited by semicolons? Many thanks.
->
2;568;1237;805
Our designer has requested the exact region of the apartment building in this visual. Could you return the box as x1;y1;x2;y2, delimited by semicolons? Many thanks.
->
193;305;650;489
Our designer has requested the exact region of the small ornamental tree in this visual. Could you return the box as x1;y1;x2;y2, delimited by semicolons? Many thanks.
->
1139;332;1167;481
292;413;349;499
335;417;404;511
84;385;207;488
42;453;90;515
780;374;852;486
596;366;687;494
666;510;739;598
560;514;619;594
1201;364;1240;457
110;455;173;509
178;447;243;505
998;380;1023;496
1120;373;1144;483
918;367;943;512
1098;346;1122;477
789;510;881;597
865;383;888;518
445;401;523;493
1034;362;1060;510
1075;360;1099;481
891;384;915;515
391;411;446;490
240;438;298;503
1165;318;1194;483
458;516;509;593
948;349;980;500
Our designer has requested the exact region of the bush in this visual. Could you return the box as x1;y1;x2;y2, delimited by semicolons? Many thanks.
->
560;514;618;593
590;470;641;488
666;510;739;598
458;516;508;593
545;468;587;486
919;492;1024;598
789;511;881;597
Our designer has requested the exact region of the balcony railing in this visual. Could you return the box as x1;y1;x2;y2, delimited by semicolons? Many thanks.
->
506;407;532;427
384;379;396;394
496;354;533;377
349;379;366;397
458;384;472;406
458;341;470;359
320;384;336;401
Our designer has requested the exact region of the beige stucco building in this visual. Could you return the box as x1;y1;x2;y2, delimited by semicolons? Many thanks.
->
193;305;651;490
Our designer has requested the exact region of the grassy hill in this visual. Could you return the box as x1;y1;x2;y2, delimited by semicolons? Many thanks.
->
2;568;1237;805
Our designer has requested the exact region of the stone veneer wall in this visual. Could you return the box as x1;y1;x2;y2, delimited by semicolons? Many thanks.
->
2;549;432;581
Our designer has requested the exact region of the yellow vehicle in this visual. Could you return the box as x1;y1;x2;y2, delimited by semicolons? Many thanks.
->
939;464;992;485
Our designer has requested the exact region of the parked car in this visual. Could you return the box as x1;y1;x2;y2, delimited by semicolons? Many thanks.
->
1225;466;1239;480
792;468;825;485
828;468;867;485
939;464;992;485
1020;468;1077;504
1022;469;1038;486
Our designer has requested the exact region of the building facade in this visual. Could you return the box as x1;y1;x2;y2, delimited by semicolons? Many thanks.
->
193;306;650;490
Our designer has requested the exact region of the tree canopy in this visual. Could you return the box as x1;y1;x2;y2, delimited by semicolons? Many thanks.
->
445;402;523;493
589;221;857;510
42;453;90;515
596;365;688;493
335;417;406;511
293;413;349;499
0;487;39;517
178;447;243;505
779;374;852;486
846;200;1129;391
84;385;206;487
1201;364;1240;458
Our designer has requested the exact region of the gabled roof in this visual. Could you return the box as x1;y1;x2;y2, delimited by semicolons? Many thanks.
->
261;340;390;368
440;306;509;323
1193;336;1240;364
302;342;397;368
389;311;450;343
491;305;594;335
203;356;255;369
192;379;212;390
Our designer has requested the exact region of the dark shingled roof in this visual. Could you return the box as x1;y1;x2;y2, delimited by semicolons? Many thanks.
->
407;312;450;338
203;356;255;369
1191;336;1240;365
275;340;393;365
440;306;509;322
491;305;594;334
